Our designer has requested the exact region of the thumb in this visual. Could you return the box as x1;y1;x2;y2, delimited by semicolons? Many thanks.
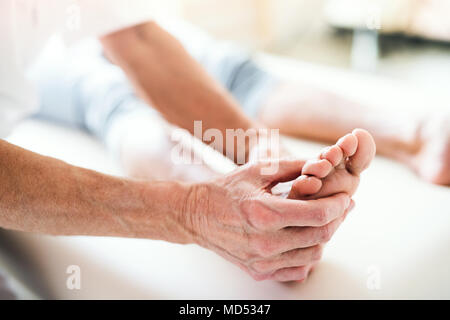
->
253;158;305;184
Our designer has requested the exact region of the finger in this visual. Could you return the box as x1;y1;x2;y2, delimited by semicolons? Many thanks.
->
262;193;351;228
249;202;354;257
271;266;309;282
250;245;323;275
265;207;350;255
313;172;360;200
255;158;305;184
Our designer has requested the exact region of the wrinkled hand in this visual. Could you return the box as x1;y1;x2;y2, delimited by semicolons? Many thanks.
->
184;159;353;282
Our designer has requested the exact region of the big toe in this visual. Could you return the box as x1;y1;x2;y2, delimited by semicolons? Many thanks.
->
346;129;376;175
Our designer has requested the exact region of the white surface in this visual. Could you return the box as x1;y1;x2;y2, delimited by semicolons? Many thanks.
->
3;55;450;299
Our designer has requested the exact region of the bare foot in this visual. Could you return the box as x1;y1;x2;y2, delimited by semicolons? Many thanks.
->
408;113;450;186
288;129;376;200
280;129;375;282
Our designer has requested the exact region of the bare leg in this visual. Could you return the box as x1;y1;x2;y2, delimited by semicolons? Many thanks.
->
258;82;450;186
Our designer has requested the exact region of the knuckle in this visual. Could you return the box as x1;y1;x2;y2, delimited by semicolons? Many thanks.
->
243;199;278;231
244;266;264;282
250;235;275;258
249;214;268;230
237;249;254;263
247;267;270;281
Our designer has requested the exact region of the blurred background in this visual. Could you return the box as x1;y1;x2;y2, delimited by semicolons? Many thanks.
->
172;0;450;90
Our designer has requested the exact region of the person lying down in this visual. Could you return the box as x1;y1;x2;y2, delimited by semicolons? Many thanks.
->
30;20;449;187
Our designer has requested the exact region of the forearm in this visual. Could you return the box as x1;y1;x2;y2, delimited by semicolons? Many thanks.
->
100;22;260;162
259;82;422;160
0;140;192;243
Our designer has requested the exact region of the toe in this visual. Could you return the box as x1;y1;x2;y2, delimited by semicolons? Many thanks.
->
337;133;358;157
288;176;322;199
302;159;333;178
320;145;344;167
346;129;376;175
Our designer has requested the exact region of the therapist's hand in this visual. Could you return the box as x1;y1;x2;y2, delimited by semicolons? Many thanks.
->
184;159;353;282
